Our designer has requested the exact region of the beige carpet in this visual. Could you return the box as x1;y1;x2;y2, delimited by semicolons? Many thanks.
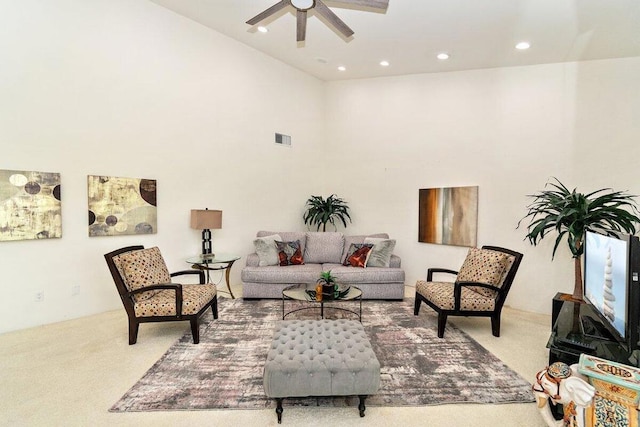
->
0;283;549;426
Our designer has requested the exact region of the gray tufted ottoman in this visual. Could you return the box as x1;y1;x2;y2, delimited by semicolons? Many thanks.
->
263;319;380;423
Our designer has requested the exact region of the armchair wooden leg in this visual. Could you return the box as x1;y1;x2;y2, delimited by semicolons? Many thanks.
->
128;319;139;345
190;319;200;344
275;398;283;424
358;395;367;417
414;296;421;315
212;296;218;319
437;313;447;338
491;314;501;337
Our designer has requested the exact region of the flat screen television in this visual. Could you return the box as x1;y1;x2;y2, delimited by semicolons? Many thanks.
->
583;230;640;352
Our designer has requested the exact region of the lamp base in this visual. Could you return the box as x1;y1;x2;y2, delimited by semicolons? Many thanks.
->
202;229;212;255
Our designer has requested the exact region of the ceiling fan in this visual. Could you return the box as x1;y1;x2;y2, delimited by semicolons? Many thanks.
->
246;0;389;42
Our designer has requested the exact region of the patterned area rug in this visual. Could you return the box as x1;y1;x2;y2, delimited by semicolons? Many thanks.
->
110;298;534;411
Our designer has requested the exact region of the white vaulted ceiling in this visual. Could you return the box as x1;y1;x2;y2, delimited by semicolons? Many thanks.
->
149;0;640;81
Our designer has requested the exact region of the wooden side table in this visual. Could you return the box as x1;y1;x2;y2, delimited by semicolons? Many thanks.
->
186;253;240;299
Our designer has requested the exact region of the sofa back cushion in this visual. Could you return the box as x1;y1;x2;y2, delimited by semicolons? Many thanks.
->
304;232;344;264
257;231;306;255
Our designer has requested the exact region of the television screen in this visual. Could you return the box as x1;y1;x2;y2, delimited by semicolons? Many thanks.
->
584;231;629;340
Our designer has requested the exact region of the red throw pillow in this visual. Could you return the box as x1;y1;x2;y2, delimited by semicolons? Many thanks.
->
275;240;305;266
343;243;374;268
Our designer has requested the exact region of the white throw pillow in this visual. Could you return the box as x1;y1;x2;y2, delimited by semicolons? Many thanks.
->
364;237;396;267
254;234;282;266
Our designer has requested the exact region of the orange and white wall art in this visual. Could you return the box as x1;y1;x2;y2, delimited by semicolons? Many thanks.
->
418;186;478;247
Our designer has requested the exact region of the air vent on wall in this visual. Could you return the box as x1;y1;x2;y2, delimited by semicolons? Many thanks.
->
275;133;291;147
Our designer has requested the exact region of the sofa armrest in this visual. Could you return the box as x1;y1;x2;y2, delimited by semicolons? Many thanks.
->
389;254;401;268
245;253;260;267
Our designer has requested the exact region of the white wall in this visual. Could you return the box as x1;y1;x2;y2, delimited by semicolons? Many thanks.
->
0;0;326;333
2;1;639;333
323;57;640;315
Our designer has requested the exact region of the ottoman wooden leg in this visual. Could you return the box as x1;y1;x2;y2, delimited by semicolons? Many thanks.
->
358;395;367;417
275;398;283;424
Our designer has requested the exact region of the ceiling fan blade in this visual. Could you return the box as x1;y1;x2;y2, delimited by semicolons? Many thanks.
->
331;0;389;11
246;0;289;26
297;10;307;42
314;0;354;38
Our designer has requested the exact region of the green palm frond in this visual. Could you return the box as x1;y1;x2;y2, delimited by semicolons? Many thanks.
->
303;194;352;232
518;178;640;259
317;270;336;285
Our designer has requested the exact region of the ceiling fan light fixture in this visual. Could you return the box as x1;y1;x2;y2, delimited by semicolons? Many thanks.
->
291;0;315;11
247;0;388;42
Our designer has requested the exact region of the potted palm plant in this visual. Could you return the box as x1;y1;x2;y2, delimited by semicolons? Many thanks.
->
303;194;352;232
317;270;338;300
518;178;640;301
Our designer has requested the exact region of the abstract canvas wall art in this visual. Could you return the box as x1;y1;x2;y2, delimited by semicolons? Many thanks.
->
419;186;478;247
88;175;157;237
0;169;62;241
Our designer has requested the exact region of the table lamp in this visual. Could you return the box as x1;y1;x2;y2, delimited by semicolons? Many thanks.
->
190;208;222;257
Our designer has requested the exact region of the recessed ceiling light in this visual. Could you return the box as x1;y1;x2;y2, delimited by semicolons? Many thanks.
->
437;53;449;60
380;60;390;67
337;66;346;71
515;42;530;50
257;26;268;33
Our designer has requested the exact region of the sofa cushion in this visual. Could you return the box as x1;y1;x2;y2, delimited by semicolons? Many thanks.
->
416;280;496;311
322;264;405;284
254;234;282;266
258;231;306;255
341;233;389;263
364;237;396;268
276;240;305;266
133;283;217;317
241;264;323;284
342;243;373;268
304;232;344;264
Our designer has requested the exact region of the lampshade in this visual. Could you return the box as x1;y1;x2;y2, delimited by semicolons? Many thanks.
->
190;209;222;230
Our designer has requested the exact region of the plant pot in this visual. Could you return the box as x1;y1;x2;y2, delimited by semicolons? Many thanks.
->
322;284;336;300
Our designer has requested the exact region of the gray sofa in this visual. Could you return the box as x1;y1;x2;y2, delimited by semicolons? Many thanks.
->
241;231;405;299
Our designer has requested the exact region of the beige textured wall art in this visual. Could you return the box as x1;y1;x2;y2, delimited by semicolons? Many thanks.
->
87;175;157;237
0;169;62;241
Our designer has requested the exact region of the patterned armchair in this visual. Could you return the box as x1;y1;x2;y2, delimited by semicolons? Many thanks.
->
104;245;218;345
414;246;523;338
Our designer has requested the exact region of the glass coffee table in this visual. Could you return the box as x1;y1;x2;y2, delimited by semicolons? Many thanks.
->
282;284;362;321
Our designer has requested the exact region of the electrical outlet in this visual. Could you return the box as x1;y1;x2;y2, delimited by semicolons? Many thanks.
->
71;285;80;296
35;291;44;302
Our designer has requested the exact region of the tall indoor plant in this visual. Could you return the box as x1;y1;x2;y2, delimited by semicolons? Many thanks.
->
303;194;352;232
518;178;640;301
